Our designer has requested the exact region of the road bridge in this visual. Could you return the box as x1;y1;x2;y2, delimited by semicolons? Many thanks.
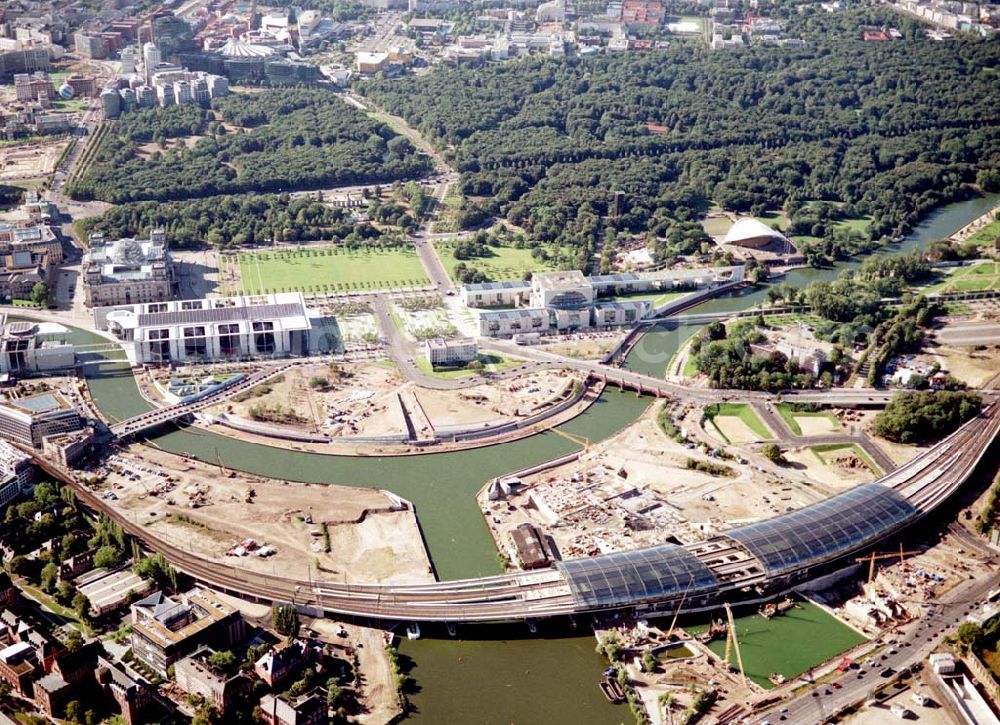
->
40;398;1000;624
109;362;296;439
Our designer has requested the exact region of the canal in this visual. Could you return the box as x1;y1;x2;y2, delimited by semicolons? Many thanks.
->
66;193;995;724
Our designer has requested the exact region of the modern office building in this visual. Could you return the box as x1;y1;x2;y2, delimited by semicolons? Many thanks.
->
83;230;172;307
423;337;478;367
130;589;247;676
471;266;745;336
0;318;75;376
461;280;531;308
0;392;84;449
104;292;312;365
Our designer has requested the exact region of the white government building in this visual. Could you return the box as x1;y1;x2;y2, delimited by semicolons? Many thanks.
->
467;266;745;337
104;292;313;365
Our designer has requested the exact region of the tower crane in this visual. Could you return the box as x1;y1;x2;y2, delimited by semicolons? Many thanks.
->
855;547;921;584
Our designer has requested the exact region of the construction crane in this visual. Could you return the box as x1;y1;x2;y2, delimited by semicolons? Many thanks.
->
856;548;921;584
549;428;592;482
664;577;696;641
722;602;747;688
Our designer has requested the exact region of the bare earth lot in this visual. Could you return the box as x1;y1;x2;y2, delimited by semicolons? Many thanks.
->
95;444;434;584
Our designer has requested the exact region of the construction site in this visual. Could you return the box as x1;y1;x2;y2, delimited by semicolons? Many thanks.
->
79;443;436;585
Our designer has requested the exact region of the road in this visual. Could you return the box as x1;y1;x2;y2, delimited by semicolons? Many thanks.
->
932;322;1000;347
760;572;999;725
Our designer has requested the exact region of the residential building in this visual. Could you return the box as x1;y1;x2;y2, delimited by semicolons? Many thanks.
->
259;689;327;725
0;439;33;509
175;647;251;711
35;641;102;719
253;640;311;689
130;589;247;675
0;392;84;449
424;338;478;367
96;656;154;725
0;47;51;77
103;292;312;365
13;72;53;102
83;230;173;307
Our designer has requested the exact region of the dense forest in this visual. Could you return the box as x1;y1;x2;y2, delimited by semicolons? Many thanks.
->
78;194;389;248
361;11;1000;265
67;89;432;203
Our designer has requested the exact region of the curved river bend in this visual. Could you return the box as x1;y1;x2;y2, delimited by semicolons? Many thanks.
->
69;194;997;723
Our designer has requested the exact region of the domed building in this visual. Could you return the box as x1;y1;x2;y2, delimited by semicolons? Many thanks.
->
721;218;790;249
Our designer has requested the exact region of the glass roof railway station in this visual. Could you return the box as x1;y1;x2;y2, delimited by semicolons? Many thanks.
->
550;483;922;614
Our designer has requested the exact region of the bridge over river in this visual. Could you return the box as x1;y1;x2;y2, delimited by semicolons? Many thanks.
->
42;399;1000;624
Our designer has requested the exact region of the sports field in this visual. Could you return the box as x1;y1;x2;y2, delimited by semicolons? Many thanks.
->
234;246;429;294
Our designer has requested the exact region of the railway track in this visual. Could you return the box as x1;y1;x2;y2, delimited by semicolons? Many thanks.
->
32;401;1000;623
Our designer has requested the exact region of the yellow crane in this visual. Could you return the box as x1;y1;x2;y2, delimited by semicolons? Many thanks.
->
665;577;695;641
549;427;592;482
856;548;921;584
723;602;747;688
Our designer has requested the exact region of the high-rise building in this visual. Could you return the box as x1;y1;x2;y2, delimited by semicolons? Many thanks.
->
120;46;137;74
136;85;155;108
157;83;175;106
142;41;161;83
191;77;209;106
173;80;191;104
100;87;122;118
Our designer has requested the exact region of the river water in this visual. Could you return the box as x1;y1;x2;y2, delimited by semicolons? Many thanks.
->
69;193;996;724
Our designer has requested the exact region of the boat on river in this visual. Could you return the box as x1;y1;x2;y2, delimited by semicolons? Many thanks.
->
599;677;626;703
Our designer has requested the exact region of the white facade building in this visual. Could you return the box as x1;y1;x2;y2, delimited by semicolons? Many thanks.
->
461;280;531;308
0;439;33;509
105;293;312;365
424;337;478;366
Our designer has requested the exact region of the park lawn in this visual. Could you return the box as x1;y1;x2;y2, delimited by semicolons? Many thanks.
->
682;349;701;377
922;262;1000;295
436;241;557;282
965;219;1000;247
51;98;90;114
762;313;825;329
775;403;840;436
237;246;429;294
415;353;518;379
702;215;733;237
832;215;872;235
704;402;773;440
811;443;879;475
602;290;690;307
17;579;96;636
755;210;787;230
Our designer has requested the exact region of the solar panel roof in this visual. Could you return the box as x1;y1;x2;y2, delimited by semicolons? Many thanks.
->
137;302;304;328
722;483;918;576
557;544;719;609
463;280;531;292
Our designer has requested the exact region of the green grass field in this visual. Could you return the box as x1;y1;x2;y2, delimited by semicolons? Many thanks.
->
704;402;773;441
811;443;880;475
236;246;429;294
965;219;1000;247
775;403;840;436
415;354;518;379
436;242;557;282
924;261;1000;295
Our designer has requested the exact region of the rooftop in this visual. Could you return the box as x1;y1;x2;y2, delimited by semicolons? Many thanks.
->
5;392;72;415
532;270;590;291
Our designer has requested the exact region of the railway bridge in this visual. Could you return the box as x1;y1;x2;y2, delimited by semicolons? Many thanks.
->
40;400;1000;624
